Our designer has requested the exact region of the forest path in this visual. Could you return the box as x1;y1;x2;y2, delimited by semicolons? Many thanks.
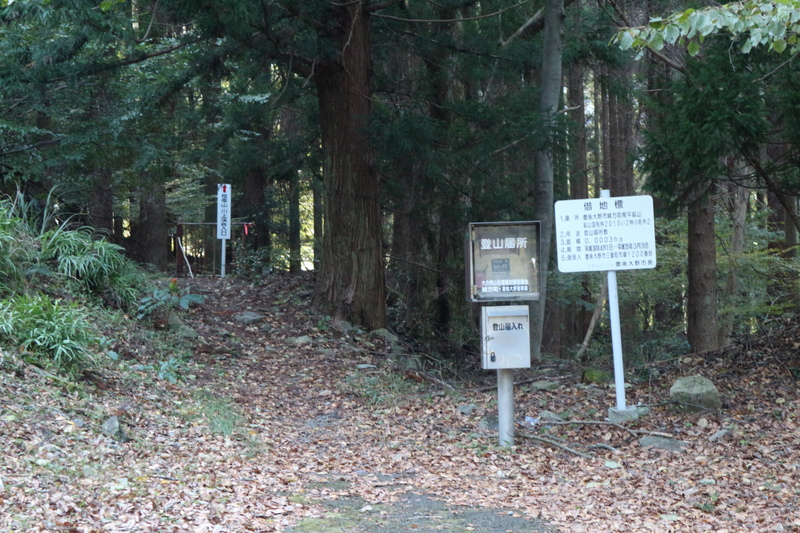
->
184;274;558;532
2;273;796;532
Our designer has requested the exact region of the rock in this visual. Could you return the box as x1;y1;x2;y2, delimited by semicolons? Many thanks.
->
639;436;686;452
457;403;479;415
370;328;400;345
287;335;313;345
233;311;265;325
259;323;274;333
670;375;722;412
709;429;733;442
356;364;377;370
333;320;357;335
479;415;499;432
101;416;130;443
82;465;99;479
168;314;199;339
537;410;565;423
582;368;613;384
531;380;559;391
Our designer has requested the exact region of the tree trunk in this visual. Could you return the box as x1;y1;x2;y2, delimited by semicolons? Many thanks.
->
90;168;114;236
312;173;323;271
132;180;169;270
717;181;747;347
311;2;386;330
687;192;718;353
289;170;301;274
566;59;592;350
530;0;565;360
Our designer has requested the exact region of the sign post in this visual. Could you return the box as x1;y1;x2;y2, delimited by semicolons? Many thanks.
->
217;184;232;277
467;221;540;446
554;190;656;422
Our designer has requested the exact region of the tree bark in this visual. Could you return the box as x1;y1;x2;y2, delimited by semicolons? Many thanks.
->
311;1;386;330
530;0;565;360
132;180;169;270
687;192;718;353
289;170;301;274
566;59;592;350
717;181;747;347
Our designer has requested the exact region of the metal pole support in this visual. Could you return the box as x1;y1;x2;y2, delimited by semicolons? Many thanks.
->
497;368;515;447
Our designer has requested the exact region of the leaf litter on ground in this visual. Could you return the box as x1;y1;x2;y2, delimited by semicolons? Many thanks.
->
0;273;798;532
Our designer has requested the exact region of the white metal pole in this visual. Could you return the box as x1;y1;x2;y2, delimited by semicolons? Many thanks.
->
607;269;626;410
600;189;626;411
220;238;227;278
497;368;515;447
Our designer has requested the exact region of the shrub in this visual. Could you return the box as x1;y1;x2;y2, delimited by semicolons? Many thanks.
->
0;294;98;376
39;227;144;310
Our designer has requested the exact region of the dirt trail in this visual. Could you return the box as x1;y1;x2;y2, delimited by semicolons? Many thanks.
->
186;275;559;532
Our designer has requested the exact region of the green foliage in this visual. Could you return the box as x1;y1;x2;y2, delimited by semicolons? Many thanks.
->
614;1;800;56
342;369;422;406
136;278;204;320
0;294;97;376
197;393;245;436
39;226;144;309
0;196;42;293
641;39;769;210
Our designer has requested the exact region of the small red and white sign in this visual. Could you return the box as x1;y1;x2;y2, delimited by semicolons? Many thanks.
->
217;184;232;239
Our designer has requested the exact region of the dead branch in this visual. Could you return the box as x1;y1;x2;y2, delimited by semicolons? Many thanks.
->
518;432;594;459
403;369;455;390
540;419;674;439
575;276;608;363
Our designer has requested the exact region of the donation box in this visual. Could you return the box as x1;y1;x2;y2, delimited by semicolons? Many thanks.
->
481;305;531;369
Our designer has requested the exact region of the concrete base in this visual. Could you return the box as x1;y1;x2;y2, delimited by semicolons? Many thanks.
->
608;407;640;424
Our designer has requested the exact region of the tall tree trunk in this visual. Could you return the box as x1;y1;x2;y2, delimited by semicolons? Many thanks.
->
289;170;301;274
717;181;747;347
566;59;592;351
312;173;323;271
311;2;386;330
687;191;718;353
530;0;565;360
90;168;114;236
133;180;169;270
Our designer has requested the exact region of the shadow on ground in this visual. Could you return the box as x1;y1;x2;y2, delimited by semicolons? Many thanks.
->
289;486;559;532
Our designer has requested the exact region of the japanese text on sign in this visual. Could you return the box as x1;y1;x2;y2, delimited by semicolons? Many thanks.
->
217;184;232;239
554;195;656;273
467;221;540;302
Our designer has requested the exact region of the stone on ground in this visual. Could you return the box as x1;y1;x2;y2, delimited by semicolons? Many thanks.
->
669;375;722;411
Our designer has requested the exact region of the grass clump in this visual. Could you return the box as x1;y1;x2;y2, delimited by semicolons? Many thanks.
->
0;294;98;376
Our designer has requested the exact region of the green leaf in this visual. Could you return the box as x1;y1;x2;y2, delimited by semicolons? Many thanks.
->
687;40;701;56
664;24;681;44
773;38;788;53
618;30;635;50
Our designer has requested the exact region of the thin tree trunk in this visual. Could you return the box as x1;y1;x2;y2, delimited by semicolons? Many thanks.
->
289;171;301;274
567;59;592;349
90;168;114;235
530;0;565;360
687;191;718;353
717;181;747;347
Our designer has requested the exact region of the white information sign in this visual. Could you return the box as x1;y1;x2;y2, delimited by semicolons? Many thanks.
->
555;195;656;273
217;184;232;240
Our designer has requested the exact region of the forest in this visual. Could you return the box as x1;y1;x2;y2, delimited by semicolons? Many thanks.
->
3;0;800;362
1;1;800;531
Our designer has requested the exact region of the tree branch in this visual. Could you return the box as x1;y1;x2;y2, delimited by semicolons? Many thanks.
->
374;1;529;24
499;0;577;48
